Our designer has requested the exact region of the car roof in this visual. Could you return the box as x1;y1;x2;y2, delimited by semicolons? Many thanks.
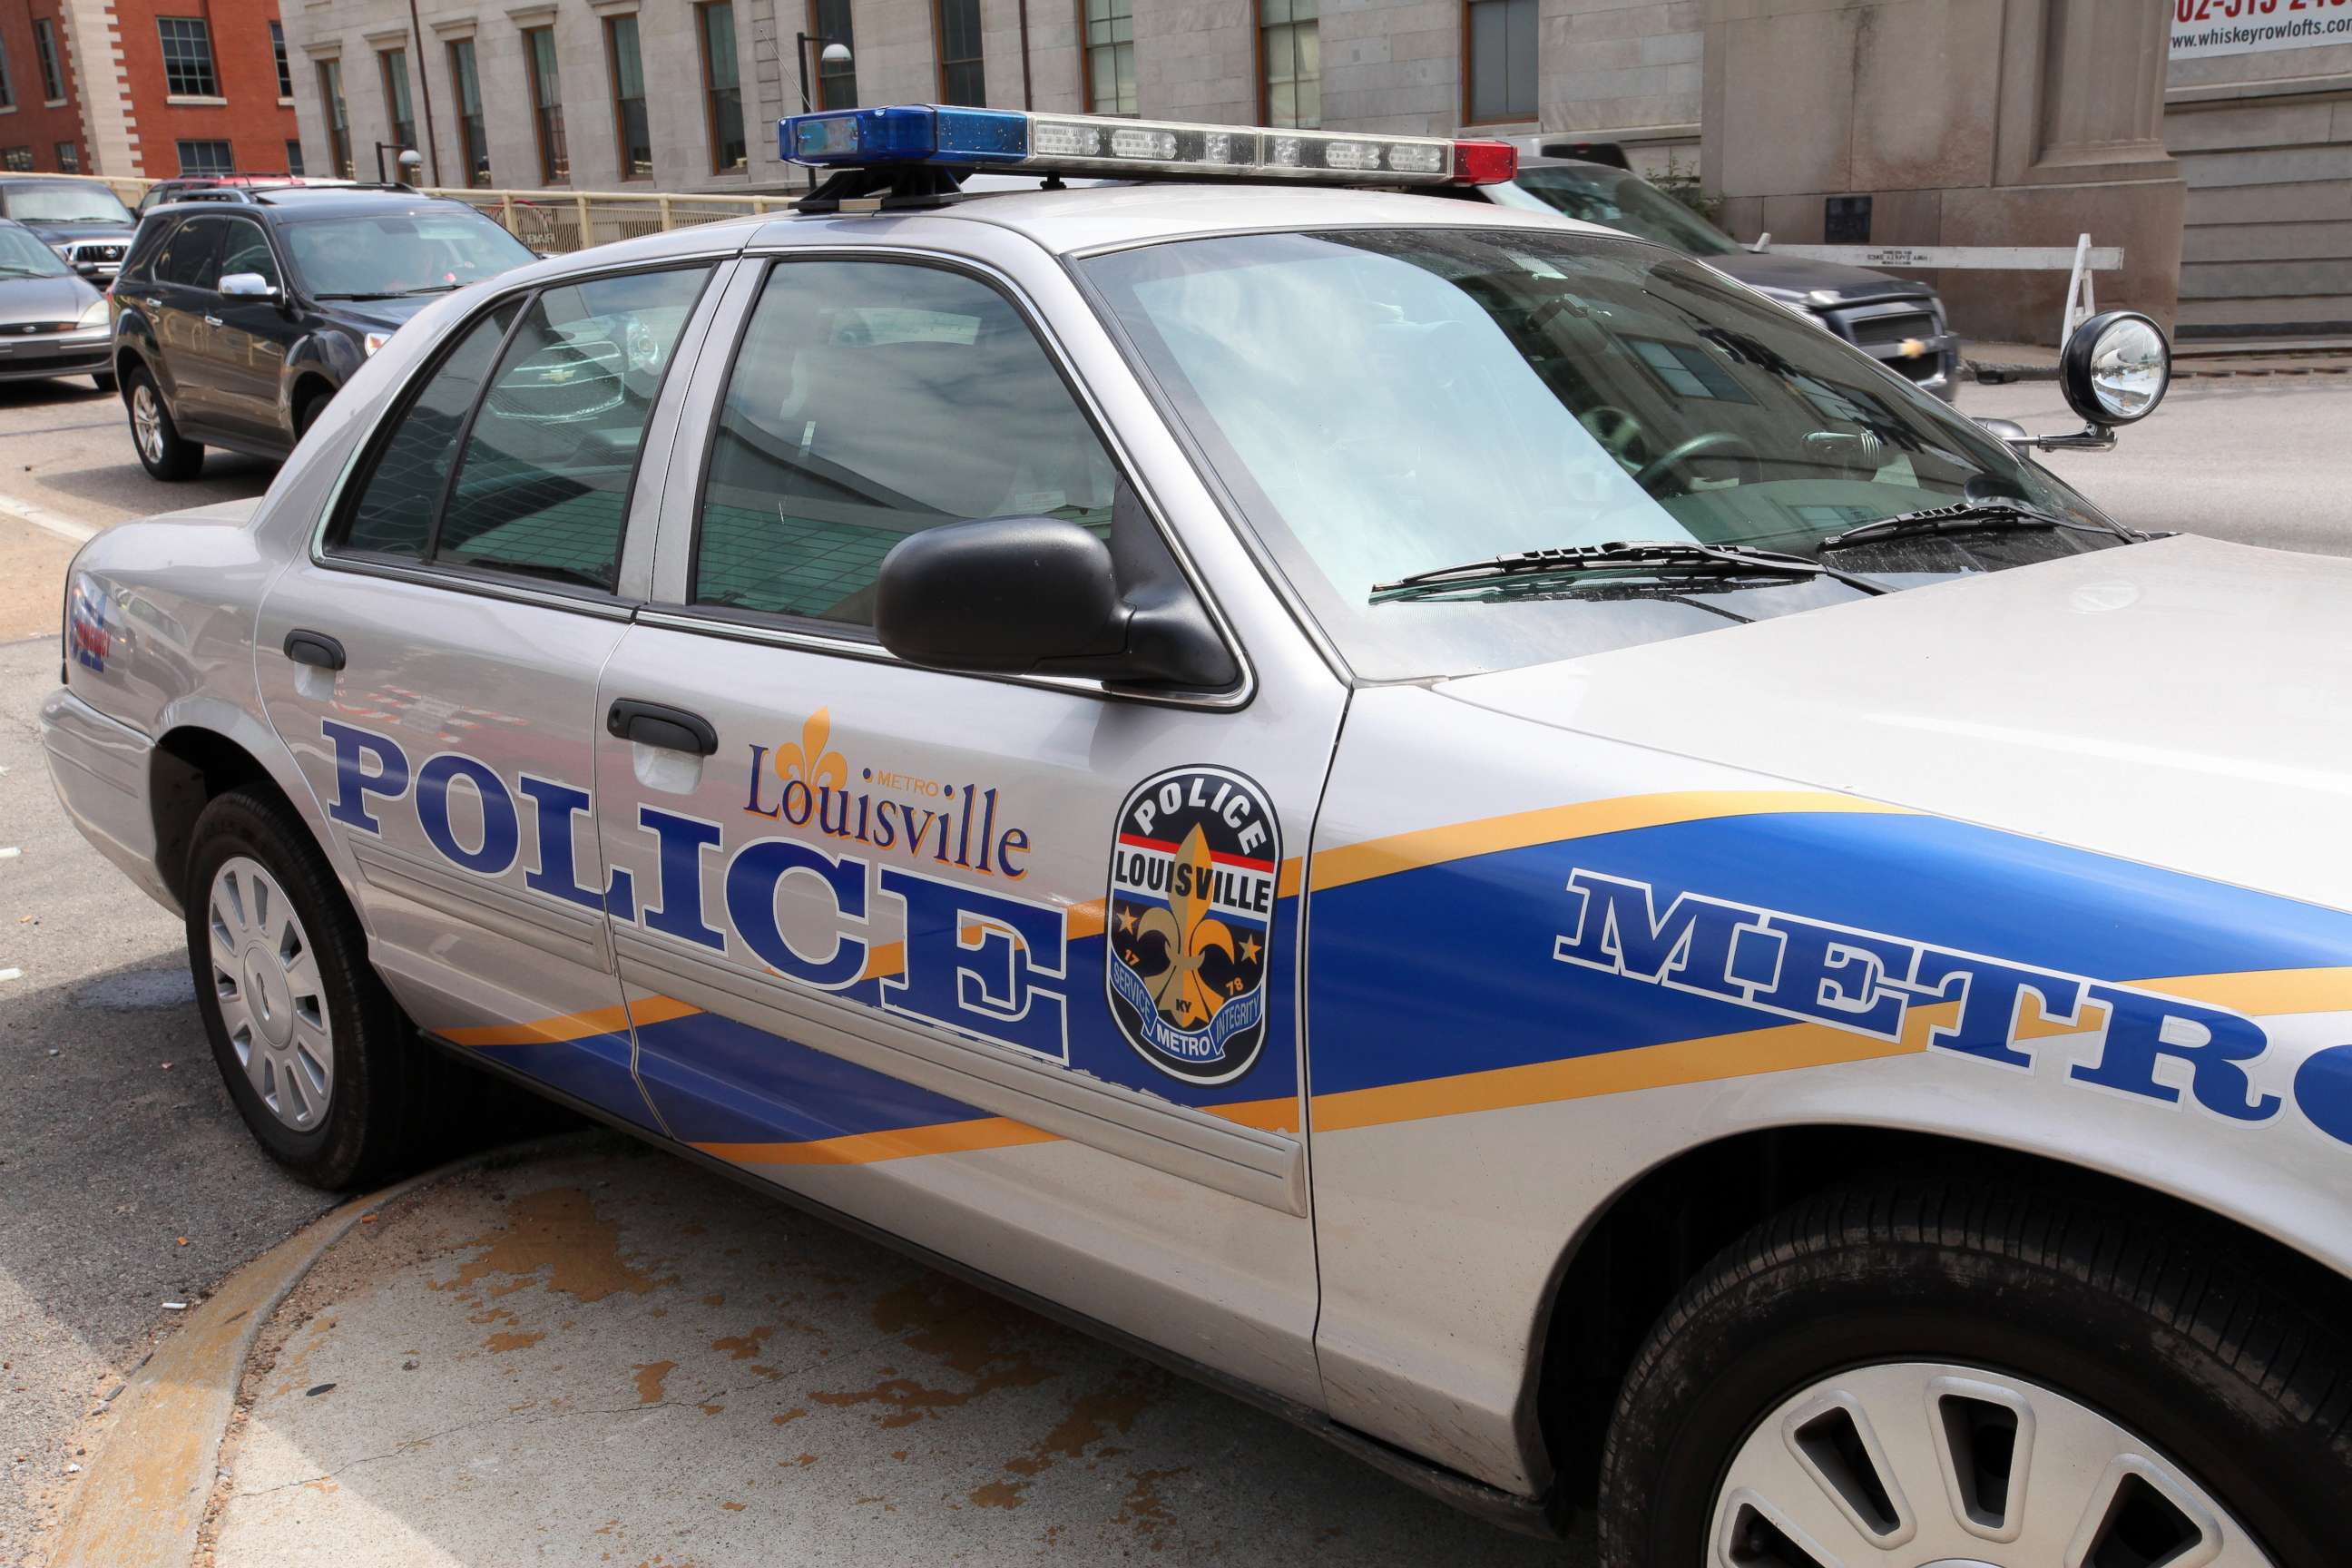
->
151;189;486;222
745;182;1613;257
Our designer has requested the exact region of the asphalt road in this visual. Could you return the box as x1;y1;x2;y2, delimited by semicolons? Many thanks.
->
0;364;2347;1566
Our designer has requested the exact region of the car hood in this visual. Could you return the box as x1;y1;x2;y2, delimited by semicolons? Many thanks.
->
1433;534;2352;914
316;294;438;333
1709;250;1929;304
0;272;101;323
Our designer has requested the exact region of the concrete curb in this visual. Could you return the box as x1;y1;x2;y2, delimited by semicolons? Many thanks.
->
44;1132;597;1568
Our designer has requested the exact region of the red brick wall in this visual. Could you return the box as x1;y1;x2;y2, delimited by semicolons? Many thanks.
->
113;0;299;176
0;0;88;172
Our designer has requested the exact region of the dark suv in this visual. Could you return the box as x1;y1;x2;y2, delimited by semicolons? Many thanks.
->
0;175;140;280
111;186;535;480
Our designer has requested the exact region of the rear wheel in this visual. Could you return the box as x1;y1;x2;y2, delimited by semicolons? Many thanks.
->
185;786;431;1190
126;365;201;480
1597;1179;2350;1567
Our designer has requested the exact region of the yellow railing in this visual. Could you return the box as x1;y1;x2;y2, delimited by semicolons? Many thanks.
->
34;171;796;255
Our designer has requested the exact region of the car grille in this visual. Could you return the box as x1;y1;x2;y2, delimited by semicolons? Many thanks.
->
67;242;126;265
488;339;625;423
1823;298;1949;385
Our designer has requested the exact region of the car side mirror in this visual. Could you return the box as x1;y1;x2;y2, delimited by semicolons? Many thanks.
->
875;515;1237;691
220;271;279;300
1987;309;2171;458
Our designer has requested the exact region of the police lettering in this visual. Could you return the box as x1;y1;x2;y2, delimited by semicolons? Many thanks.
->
1555;867;2309;1133
322;721;1064;1061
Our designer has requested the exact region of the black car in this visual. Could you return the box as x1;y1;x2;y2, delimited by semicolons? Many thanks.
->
0;218;114;390
0;175;140;281
111;186;536;480
132;175;358;216
1478;154;1963;402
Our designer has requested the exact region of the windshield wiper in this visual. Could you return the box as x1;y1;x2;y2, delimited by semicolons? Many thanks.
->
1818;498;2141;552
1371;539;1890;600
401;283;461;296
313;290;409;301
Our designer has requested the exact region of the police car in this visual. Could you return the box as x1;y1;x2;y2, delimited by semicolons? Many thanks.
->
40;103;2350;1565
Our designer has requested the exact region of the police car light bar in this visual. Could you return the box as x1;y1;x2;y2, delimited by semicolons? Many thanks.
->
781;104;1519;187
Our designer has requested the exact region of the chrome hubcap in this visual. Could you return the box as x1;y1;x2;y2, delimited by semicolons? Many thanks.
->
1711;1361;2273;1567
207;857;333;1132
132;384;163;463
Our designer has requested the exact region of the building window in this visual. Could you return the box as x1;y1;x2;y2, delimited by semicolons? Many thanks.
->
935;0;984;106
0;36;14;111
607;15;651;180
524;26;567;183
1;149;31;172
1259;0;1317;129
808;0;854;109
700;4;744;173
286;138;303;175
34;20;64;103
1465;0;1535;124
319;58;353;178
56;141;79;172
450;39;489;187
1081;0;1134;116
158;17;220;98
380;48;416;155
270;21;293;98
177;139;235;175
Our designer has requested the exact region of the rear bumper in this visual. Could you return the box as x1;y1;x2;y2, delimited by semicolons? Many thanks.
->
38;687;175;914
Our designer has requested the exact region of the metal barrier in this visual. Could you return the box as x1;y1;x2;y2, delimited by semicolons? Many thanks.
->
1753;233;2122;343
416;187;793;252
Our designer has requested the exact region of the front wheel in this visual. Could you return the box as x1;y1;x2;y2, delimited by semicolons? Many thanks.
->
1598;1179;2350;1567
91;369;117;394
185;786;433;1189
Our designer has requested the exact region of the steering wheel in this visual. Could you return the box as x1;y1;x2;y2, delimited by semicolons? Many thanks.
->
1633;431;1763;497
1579;406;1649;470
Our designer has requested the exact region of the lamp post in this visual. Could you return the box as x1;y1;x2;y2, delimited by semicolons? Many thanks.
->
793;34;853;187
373;145;425;186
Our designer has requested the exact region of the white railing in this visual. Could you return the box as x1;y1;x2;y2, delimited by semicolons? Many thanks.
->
416;186;796;252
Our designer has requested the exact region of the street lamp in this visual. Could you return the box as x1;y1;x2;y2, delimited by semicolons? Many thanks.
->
373;144;424;186
793;35;853;186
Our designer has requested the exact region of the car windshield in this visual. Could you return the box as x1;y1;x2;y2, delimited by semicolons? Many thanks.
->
281;209;534;297
1;183;135;226
0;226;68;277
1082;226;2121;681
1485;165;1742;257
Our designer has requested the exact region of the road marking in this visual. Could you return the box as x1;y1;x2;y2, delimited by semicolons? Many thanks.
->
0;492;97;544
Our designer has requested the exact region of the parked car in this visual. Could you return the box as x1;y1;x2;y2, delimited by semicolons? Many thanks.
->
111;186;538;480
48;102;2348;1563
0;218;113;391
1475;149;1964;401
0;174;139;281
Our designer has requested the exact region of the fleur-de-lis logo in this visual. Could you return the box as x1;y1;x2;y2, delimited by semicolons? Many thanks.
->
774;707;847;793
1131;827;1236;1030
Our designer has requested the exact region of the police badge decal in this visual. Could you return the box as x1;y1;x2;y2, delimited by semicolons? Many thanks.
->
1104;766;1280;1085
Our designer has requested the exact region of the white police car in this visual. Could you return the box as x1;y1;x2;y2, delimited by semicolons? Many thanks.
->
41;103;2352;1565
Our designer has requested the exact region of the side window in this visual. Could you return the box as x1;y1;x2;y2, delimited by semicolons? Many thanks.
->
327;265;709;585
155;216;225;289
216;220;279;289
691;260;1118;627
333;302;519;558
435;267;710;587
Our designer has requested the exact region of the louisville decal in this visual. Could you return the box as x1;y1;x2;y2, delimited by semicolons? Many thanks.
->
1105;766;1279;1084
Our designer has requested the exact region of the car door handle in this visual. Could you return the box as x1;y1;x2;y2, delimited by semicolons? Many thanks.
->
203;315;223;328
139;297;162;309
606;699;717;757
282;629;347;671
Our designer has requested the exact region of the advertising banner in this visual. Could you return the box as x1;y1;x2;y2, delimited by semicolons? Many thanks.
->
2172;0;2352;60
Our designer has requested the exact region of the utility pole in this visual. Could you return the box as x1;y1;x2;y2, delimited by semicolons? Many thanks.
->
407;0;441;185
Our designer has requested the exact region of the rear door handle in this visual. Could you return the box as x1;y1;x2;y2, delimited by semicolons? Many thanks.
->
202;314;223;328
282;629;346;671
606;699;717;757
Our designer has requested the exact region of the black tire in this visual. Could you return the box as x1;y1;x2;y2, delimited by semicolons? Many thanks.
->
294;385;333;441
91;369;117;394
1598;1177;2352;1567
125;363;202;481
184;785;433;1190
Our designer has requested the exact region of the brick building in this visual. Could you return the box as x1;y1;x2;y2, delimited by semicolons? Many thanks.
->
0;0;92;172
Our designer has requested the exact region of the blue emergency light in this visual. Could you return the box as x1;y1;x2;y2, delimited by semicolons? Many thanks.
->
780;104;1519;187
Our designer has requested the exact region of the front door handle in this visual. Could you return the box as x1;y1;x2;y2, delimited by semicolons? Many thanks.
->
139;296;162;309
202;314;223;328
607;699;717;757
282;629;346;671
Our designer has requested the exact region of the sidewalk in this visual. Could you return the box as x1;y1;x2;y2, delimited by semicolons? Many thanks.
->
54;1135;1581;1568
